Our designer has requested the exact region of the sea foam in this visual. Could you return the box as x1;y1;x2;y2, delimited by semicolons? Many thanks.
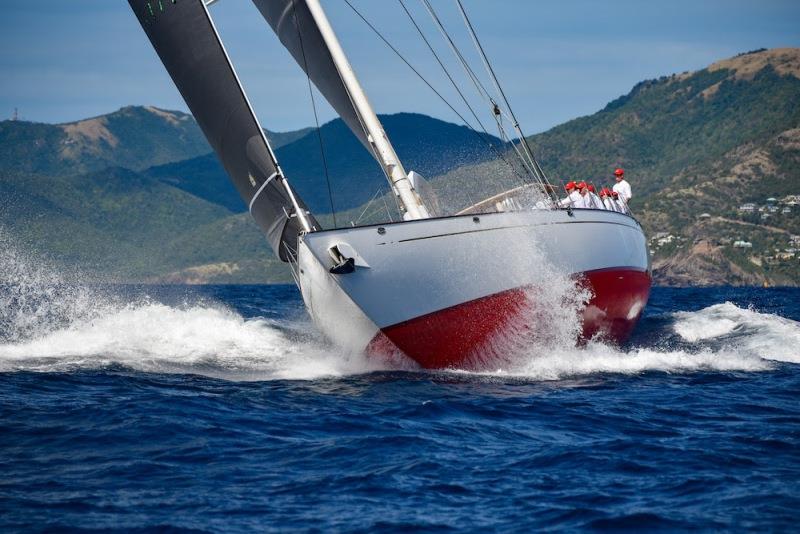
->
1;229;797;381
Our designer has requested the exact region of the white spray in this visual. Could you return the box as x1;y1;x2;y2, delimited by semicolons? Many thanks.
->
1;228;797;381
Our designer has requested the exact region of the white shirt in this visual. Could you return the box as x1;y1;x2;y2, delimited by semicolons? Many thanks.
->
559;190;582;208
588;192;603;209
613;179;632;202
576;192;592;208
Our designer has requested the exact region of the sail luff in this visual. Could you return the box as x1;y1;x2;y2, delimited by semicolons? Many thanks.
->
201;1;313;235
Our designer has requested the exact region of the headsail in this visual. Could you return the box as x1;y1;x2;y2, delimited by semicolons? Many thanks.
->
252;0;429;220
128;0;317;262
251;0;371;153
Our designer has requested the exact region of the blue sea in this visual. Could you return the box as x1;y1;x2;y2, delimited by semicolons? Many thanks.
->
1;257;799;531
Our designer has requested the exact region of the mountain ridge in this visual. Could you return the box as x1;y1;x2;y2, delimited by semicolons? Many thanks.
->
1;48;798;285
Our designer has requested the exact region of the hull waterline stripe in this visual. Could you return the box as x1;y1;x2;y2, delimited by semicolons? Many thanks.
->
248;171;278;212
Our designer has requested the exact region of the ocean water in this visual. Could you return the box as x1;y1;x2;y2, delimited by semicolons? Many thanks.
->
1;248;799;531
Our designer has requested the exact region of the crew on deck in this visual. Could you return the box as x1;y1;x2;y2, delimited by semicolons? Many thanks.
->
558;169;633;213
558;181;582;208
600;188;617;211
612;168;632;206
587;184;603;209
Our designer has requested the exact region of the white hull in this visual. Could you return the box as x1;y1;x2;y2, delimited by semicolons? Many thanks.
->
297;208;651;368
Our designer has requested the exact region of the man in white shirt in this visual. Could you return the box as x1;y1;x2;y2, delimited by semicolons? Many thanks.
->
576;182;592;208
587;184;603;209
612;168;632;205
558;181;582;208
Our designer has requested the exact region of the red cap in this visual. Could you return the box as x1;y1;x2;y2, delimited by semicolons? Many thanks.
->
565;181;576;191
602;188;611;196
588;184;596;193
611;191;619;198
614;168;624;177
577;181;587;189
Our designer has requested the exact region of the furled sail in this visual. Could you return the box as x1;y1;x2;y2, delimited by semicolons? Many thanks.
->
128;0;317;262
251;0;372;153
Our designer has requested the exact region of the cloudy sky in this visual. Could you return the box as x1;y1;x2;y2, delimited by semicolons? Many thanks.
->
1;1;798;134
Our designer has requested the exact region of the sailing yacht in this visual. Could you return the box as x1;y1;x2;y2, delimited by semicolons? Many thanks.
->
128;0;651;369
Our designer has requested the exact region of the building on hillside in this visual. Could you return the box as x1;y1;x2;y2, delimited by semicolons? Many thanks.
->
698;213;711;219
782;207;791;214
739;203;756;212
733;240;753;248
766;197;777;204
768;205;779;213
656;234;676;246
781;195;800;206
761;213;771;220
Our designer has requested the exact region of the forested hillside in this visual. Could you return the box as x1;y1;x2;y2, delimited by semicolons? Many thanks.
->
1;49;798;285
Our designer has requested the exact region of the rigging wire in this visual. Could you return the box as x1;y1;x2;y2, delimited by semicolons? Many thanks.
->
453;0;556;197
341;0;529;186
397;0;529;186
418;0;540;183
291;0;338;227
398;0;491;147
419;0;493;108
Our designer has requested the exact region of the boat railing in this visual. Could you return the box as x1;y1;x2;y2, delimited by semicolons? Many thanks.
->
456;183;634;217
455;183;551;215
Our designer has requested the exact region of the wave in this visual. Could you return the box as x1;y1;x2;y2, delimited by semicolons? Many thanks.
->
0;230;385;380
0;300;387;380
673;302;800;364
1;230;797;381
479;300;798;380
1;292;795;382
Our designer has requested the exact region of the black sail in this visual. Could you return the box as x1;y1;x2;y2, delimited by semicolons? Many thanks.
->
128;0;317;262
251;0;372;154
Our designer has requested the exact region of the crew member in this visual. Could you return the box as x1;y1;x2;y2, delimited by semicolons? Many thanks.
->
611;191;627;213
576;181;591;208
558;181;582;208
587;184;603;209
600;188;616;211
612;168;632;206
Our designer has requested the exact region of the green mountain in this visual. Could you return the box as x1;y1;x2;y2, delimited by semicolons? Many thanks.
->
428;48;800;286
145;112;503;215
1;48;798;285
0;107;501;283
0;106;208;176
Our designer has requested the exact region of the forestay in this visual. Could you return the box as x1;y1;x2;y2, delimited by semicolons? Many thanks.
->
128;0;317;262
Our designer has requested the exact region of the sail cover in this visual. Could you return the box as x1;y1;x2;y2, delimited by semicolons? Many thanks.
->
128;0;317;262
251;0;372;153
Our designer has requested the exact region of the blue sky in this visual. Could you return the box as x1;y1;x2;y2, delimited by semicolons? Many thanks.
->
1;1;798;134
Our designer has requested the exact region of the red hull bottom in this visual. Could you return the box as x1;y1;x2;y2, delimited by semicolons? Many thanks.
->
367;268;652;369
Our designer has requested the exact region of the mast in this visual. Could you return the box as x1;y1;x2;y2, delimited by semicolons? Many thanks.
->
303;0;429;220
